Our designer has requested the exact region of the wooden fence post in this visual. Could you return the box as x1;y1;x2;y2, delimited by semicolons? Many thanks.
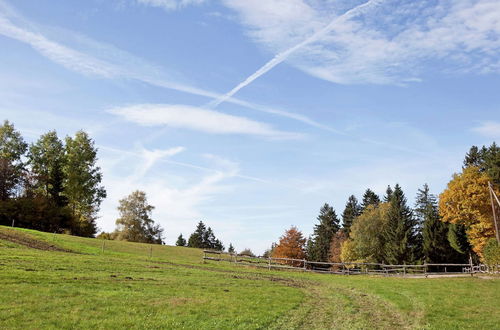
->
469;255;474;276
101;240;105;253
149;246;153;258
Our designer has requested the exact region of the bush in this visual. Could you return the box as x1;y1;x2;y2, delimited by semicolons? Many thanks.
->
483;239;500;270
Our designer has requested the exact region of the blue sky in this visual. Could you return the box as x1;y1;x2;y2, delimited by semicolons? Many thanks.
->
1;0;499;253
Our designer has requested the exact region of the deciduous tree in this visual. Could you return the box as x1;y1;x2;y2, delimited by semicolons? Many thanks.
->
341;203;390;263
439;166;498;257
63;131;106;236
114;190;164;244
0;120;27;200
272;226;306;262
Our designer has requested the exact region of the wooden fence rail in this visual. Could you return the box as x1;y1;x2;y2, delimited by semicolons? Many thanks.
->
202;250;500;276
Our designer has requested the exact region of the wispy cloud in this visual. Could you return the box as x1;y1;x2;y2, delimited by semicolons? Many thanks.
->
136;0;206;11
209;0;382;107
222;0;500;85
0;0;331;132
98;145;246;243
471;121;500;139
108;103;303;139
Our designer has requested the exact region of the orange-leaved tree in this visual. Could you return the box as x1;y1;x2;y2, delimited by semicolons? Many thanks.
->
272;226;306;265
439;166;499;257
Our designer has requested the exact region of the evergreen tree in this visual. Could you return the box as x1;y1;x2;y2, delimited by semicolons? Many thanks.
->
360;189;380;212
63;131;106;236
383;185;393;202
463;143;500;184
0;120;27;200
307;203;340;262
415;184;457;263
187;221;224;250
447;223;472;258
228;243;235;254
114;190;164;244
27;131;67;206
383;184;416;264
176;234;187;246
188;221;206;248
341;195;361;235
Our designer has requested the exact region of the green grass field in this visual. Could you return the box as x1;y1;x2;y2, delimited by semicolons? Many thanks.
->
1;225;499;329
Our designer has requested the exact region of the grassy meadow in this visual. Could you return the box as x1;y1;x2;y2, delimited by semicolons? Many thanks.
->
0;225;499;329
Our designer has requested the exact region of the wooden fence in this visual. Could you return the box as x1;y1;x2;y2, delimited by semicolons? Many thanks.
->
202;250;499;276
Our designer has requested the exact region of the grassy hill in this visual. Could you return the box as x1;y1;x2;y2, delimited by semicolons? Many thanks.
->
1;225;499;329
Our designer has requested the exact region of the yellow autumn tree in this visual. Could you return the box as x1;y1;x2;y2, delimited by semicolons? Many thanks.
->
439;166;499;257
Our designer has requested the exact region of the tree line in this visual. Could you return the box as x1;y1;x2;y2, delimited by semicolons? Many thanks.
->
0;121;105;236
270;143;500;266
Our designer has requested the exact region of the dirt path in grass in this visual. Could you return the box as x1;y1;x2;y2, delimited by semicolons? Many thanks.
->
0;229;72;252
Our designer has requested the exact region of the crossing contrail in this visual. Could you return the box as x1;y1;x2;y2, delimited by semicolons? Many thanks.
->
208;0;384;108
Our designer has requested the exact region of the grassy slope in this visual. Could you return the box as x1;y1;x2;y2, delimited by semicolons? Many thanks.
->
1;226;499;329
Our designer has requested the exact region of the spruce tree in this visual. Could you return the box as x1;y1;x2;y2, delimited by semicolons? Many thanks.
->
188;221;206;248
308;203;340;262
415;184;456;263
176;234;187;246
341;195;361;235
383;184;416;264
383;185;393;202
463;143;500;184
228;243;235;254
28;131;67;206
187;221;224;250
447;223;471;260
360;189;380;212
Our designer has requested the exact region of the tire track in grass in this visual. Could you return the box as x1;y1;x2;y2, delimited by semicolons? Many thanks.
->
270;282;413;329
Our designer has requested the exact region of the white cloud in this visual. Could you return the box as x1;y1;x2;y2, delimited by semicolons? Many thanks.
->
136;0;206;11
97;145;242;245
471;121;500;139
108;103;303;139
221;0;500;85
210;0;382;106
0;1;331;132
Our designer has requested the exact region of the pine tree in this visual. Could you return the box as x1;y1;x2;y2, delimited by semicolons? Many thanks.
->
307;203;340;262
383;184;416;264
360;189;380;212
415;184;456;263
228;243;235;254
341;195;361;236
176;234;187;246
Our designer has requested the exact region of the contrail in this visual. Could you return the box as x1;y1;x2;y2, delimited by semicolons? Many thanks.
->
208;0;383;108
